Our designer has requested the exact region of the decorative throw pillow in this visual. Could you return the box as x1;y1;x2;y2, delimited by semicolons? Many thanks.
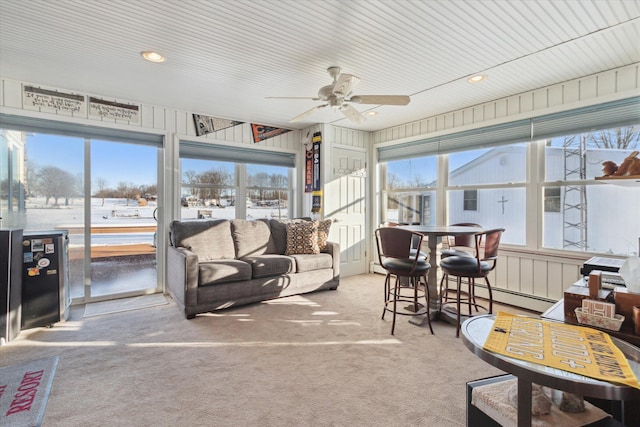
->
507;382;552;415
285;221;320;255
270;218;309;254
317;219;332;252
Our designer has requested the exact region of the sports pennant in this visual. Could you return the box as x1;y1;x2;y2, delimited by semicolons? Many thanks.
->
251;124;291;143
193;114;244;136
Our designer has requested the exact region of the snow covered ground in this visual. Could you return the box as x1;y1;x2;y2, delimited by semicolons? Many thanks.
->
19;197;289;246
15;197;288;299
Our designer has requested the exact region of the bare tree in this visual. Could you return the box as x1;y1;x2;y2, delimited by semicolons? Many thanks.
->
249;172;270;201
183;170;198;196
412;175;428;187
386;173;401;190
95;177;108;206
116;181;137;206
586;126;640;149
138;184;157;200
25;162;38;197
35;166;76;205
198;169;232;204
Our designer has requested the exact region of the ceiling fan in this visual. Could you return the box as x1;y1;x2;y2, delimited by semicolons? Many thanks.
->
267;66;410;124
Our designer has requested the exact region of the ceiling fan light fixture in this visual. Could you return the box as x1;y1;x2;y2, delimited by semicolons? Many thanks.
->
140;51;165;63
467;74;486;83
269;66;409;124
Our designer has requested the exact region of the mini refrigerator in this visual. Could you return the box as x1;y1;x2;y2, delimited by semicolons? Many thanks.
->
21;230;70;329
1;229;23;344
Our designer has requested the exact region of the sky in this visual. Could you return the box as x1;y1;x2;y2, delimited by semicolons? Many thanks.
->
27;133;157;190
385;148;488;185
27;133;286;192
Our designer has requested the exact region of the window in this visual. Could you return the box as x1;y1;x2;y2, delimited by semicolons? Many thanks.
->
544;187;561;212
180;158;236;219
463;190;477;211
448;144;527;245
542;125;640;255
449;146;526;186
247;164;290;220
179;154;294;221
379;155;437;225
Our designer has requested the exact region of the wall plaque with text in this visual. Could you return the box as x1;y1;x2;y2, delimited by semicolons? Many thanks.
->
89;97;140;123
23;85;86;116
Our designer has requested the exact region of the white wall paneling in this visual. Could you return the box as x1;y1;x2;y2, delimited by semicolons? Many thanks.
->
1;62;639;308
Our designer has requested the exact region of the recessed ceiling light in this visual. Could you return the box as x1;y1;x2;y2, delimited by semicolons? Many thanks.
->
365;111;378;116
140;51;165;63
467;75;486;83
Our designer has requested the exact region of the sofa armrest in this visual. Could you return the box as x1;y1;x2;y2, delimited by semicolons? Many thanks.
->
324;241;340;280
167;246;199;311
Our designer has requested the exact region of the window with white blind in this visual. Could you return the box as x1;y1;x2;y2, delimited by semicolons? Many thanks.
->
377;97;640;256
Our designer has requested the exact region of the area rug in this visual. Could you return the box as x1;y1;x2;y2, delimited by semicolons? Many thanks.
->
0;357;59;427
83;293;168;318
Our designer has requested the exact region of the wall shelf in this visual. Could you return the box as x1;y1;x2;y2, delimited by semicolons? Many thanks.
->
595;175;640;187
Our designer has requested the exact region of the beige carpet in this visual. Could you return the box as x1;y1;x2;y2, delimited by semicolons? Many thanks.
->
83;294;168;318
1;274;536;427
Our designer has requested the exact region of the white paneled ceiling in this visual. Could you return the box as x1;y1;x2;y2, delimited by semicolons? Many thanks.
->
1;0;639;131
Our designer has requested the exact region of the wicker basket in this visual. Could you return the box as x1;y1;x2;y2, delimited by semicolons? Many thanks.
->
574;308;624;331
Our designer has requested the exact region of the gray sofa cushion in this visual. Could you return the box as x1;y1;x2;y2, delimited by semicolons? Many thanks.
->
242;255;295;279
170;220;236;261
290;253;333;273
199;259;252;286
231;219;277;257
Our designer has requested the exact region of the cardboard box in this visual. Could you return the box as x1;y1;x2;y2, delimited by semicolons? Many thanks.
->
563;284;612;323
614;287;640;330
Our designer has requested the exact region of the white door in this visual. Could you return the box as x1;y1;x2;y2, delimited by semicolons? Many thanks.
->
325;146;367;277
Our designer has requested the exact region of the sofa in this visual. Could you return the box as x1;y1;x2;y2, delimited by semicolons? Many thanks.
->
167;218;340;319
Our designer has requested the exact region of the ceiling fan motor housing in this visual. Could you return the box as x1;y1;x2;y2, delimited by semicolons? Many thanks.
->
318;85;337;100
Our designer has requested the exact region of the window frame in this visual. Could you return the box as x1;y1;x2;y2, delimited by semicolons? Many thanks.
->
178;157;294;220
463;189;478;211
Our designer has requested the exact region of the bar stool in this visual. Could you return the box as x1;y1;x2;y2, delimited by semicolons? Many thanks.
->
439;223;482;304
439;228;504;337
375;227;433;335
440;223;482;259
381;221;428;261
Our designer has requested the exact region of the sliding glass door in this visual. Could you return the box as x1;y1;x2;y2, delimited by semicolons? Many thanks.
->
1;128;160;302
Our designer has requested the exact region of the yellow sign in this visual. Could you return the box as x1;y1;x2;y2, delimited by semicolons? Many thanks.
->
484;312;639;389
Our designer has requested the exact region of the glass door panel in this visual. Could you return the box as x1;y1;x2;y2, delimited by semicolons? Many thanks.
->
0;130;86;300
90;140;158;297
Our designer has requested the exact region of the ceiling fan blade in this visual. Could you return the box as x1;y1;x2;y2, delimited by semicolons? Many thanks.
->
349;95;410;105
266;96;321;100
289;104;327;122
332;73;360;97
340;104;366;124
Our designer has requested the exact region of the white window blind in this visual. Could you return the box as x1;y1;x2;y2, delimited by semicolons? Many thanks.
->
0;114;164;146
378;97;640;162
179;141;295;167
531;97;640;140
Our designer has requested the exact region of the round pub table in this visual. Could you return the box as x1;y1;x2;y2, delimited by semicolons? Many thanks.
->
398;225;484;324
460;314;640;426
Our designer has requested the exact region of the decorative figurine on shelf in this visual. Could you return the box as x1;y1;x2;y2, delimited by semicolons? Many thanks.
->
601;150;640;177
